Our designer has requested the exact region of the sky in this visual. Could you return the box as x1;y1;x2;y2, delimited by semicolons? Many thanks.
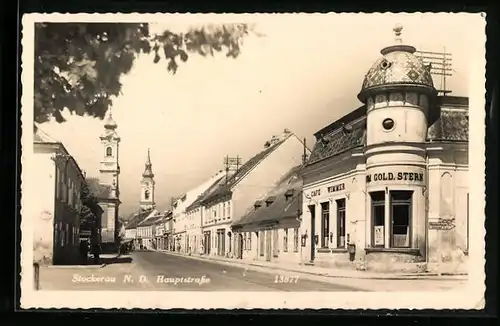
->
36;13;479;218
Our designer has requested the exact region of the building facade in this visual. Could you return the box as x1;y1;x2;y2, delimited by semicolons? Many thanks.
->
231;166;303;265
136;209;161;249
172;171;227;254
300;26;469;273
185;173;227;255
33;128;86;265
98;110;121;246
201;130;306;258
163;211;174;250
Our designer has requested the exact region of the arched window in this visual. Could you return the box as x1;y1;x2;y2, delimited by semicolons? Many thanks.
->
106;147;113;157
144;189;150;200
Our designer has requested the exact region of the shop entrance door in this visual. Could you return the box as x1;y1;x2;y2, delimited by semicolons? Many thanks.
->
309;205;316;262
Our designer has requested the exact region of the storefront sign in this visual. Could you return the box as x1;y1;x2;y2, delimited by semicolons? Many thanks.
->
308;183;345;198
327;183;345;193
374;226;384;246
366;166;425;186
429;219;455;231
310;189;321;197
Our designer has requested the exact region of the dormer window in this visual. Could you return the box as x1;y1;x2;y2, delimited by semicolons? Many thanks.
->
265;196;276;207
284;189;295;201
254;200;263;210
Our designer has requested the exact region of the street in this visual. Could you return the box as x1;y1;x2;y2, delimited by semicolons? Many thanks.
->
39;251;362;291
38;251;467;292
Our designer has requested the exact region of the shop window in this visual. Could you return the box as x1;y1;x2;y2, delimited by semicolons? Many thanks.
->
336;198;346;248
371;191;385;247
390;191;413;248
320;202;330;248
259;231;265;256
283;229;288;252
293;228;299;252
272;229;279;257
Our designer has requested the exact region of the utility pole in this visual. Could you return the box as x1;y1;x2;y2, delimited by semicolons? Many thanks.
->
223;155;242;184
302;137;308;165
414;48;453;96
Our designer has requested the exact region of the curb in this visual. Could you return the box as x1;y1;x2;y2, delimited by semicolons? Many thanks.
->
46;264;106;269
157;251;467;281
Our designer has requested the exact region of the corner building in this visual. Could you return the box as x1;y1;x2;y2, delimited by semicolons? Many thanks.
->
301;27;469;273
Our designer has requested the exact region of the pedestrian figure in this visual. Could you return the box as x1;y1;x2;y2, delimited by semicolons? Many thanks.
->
91;243;101;265
79;240;88;264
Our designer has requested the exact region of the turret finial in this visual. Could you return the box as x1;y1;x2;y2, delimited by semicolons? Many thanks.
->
393;23;403;44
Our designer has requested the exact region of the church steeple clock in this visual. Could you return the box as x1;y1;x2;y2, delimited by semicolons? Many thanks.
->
140;148;155;210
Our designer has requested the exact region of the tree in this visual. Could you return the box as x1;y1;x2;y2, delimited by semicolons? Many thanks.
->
79;180;100;233
34;23;254;123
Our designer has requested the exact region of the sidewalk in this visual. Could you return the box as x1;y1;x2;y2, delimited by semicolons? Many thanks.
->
157;250;468;281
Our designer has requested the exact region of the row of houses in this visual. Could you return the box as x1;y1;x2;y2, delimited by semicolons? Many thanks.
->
123;28;470;273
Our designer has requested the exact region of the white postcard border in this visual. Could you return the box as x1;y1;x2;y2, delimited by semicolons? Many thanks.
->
20;12;486;310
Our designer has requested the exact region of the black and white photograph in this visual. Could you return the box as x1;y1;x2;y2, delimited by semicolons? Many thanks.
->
21;13;486;309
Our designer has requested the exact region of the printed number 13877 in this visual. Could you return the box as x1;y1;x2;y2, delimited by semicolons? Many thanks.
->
274;275;299;283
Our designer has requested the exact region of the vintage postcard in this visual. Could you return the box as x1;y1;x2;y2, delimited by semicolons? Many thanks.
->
20;13;486;310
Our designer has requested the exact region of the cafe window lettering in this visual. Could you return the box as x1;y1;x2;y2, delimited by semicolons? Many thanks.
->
336;198;346;248
320;202;330;248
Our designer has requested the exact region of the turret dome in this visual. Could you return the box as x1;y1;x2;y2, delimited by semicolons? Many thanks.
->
358;25;435;102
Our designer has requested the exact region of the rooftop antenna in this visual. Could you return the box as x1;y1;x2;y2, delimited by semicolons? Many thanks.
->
223;155;242;184
415;46;453;96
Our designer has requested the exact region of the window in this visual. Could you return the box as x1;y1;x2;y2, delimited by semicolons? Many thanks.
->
389;191;412;248
320;202;330;248
336;199;346;248
223;203;226;218
283;229;288;252
259;231;265;256
213;207;217;218
68;180;73;206
371;191;385;247
249;232;252;250
106;146;112;157
227;202;231;218
293;228;299;252
144;190;150;200
272;229;279;257
243;233;247;250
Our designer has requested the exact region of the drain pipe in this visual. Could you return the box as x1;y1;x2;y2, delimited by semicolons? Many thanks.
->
425;152;430;272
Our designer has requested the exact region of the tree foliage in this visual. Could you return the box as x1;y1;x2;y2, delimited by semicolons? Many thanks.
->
34;23;253;123
79;179;100;229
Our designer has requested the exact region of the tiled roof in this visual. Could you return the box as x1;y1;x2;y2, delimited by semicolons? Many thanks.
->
427;109;468;141
202;134;292;204
232;167;303;228
86;177;112;199
185;175;227;212
307;107;367;166
139;213;164;227
307;96;469;166
125;209;154;229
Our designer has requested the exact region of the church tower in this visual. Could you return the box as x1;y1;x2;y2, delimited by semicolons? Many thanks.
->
140;149;155;210
99;109;120;197
98;108;121;245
